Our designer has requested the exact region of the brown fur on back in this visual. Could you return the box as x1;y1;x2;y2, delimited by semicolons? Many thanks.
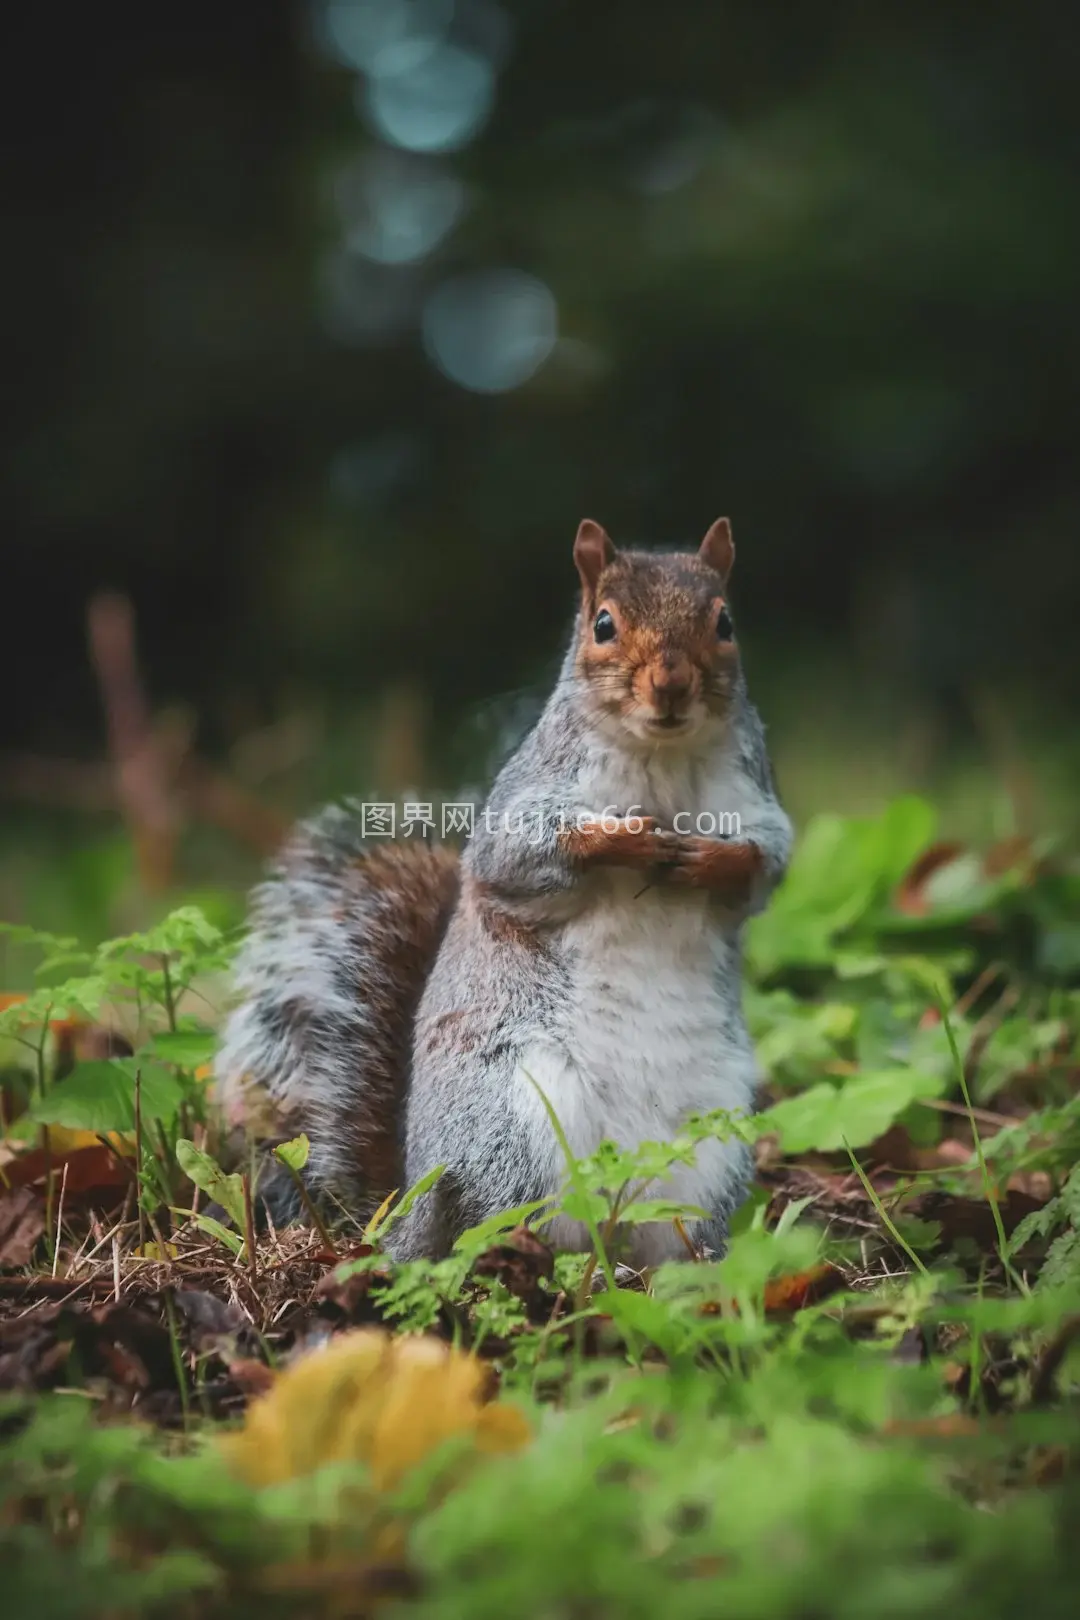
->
217;810;460;1210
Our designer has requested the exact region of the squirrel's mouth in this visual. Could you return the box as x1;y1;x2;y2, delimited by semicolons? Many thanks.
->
640;711;699;739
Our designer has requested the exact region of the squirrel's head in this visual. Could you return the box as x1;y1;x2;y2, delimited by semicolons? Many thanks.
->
571;518;740;747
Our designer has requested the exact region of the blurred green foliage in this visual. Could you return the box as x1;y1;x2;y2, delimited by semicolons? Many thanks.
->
3;1;1078;848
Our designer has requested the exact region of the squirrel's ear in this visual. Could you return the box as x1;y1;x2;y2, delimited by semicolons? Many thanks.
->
699;517;734;583
574;520;614;596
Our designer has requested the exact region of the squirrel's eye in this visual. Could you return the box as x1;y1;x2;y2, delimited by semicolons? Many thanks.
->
593;609;616;644
716;606;734;643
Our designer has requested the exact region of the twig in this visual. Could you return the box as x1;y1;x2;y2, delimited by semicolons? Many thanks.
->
280;1158;337;1258
242;1172;258;1281
952;961;1006;1022
87;591;180;893
916;1097;1014;1129
51;1160;69;1279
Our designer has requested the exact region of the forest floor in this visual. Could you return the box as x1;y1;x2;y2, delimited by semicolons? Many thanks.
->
1;796;1079;1619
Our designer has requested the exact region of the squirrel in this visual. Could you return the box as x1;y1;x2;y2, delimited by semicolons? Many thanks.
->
217;517;792;1267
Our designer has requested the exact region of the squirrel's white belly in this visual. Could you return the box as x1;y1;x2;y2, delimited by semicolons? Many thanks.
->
514;876;756;1261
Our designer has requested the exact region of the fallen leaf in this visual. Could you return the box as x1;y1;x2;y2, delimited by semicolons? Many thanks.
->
895;842;967;916
221;1328;531;1491
174;1288;245;1348
316;1251;386;1324
3;1142;132;1198
904;1189;1046;1250
763;1264;844;1315
0;1187;46;1268
134;1241;179;1261
225;1356;278;1398
471;1225;555;1309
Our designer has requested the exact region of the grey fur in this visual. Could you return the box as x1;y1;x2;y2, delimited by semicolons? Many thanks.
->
217;570;791;1265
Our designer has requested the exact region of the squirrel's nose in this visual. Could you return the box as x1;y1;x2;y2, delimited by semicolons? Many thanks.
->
649;658;693;711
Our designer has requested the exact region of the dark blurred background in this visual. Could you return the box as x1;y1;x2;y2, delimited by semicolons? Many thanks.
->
3;0;1078;935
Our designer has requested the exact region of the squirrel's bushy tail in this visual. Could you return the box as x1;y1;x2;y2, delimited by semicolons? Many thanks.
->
217;805;460;1216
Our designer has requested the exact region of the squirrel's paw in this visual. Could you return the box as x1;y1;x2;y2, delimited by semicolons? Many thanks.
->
562;816;678;869
662;837;763;899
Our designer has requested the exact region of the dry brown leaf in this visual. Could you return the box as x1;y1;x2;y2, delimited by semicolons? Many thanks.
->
763;1264;844;1315
0;1187;46;1268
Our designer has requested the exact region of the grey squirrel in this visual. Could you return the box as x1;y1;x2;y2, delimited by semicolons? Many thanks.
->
217;518;792;1265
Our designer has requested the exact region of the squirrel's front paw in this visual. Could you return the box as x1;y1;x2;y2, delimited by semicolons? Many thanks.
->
663;837;763;899
561;815;679;869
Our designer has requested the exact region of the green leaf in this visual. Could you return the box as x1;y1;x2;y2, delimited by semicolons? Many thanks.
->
453;1199;558;1257
29;1061;185;1134
172;1207;243;1257
603;1288;688;1356
760;1068;945;1154
174;1140;246;1229
383;1162;446;1226
272;1134;310;1172
552;1188;610;1227
0;977;109;1037
617;1198;710;1225
146;1029;218;1068
96;906;223;963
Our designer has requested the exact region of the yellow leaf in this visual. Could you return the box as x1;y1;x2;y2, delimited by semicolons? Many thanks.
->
361;1187;399;1246
135;1241;178;1261
220;1329;530;1492
42;1126;134;1156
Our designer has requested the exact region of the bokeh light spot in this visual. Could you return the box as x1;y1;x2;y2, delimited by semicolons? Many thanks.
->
422;270;558;393
363;44;495;154
335;152;466;265
319;0;452;77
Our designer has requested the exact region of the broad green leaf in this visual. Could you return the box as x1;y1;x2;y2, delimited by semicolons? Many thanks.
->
174;1139;246;1229
761;1068;945;1154
551;1188;609;1227
29;1060;184;1134
604;1288;688;1355
272;1133;310;1172
748;800;937;976
147;1028;218;1068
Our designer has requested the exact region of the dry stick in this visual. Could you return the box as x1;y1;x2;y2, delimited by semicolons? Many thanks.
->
917;1097;1014;1130
88;591;180;894
51;1160;70;1280
242;1172;258;1282
280;1159;337;1258
952;961;1006;1022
